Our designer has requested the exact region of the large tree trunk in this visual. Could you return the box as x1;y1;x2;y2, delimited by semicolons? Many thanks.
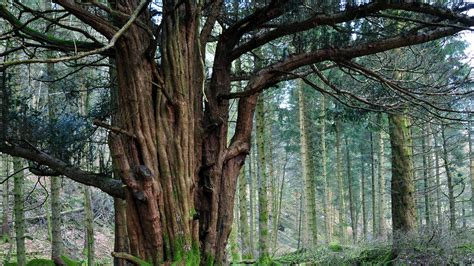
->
107;1;250;263
298;82;318;247
388;113;416;234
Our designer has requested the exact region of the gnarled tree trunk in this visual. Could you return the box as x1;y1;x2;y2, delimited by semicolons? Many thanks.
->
108;1;251;264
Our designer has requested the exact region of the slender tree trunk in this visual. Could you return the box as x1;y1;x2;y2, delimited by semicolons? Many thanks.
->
229;204;240;262
433;125;442;224
360;142;367;240
83;187;94;265
1;156;9;239
320;94;331;243
298;83;318;246
370;132;377;237
274;154;287;250
45;52;64;263
296;193;303;250
468;118;474;216
13;158;25;266
79;76;95;266
388;113;416;235
345;136;356;243
422;125;430;226
427;123;435;226
377;114;385;238
335;118;345;242
109;57;130;266
256;96;269;262
238;167;252;260
50;176;62;261
248;149;256;258
113;199;129;266
441;123;456;230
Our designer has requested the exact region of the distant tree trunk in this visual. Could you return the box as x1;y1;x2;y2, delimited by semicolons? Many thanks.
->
83;187;94;265
345;136;356;243
359;140;367;240
256;96;269;262
388;113;416;235
113;199;128;266
1;156;9;239
46;55;64;263
238;168;252;260
13;158;25;266
320;94;331;243
297;193;303;250
427;123;435;226
335;118;345;242
298;83;318;246
441;123;456;230
377;114;385;238
50;176;62;261
248;149;256;257
422;124;431;226
432;124;442;224
268;123;279;252
229;206;240;262
109;58;130;266
79;78;95;266
370;132;377;237
468;118;474;216
274;154;287;250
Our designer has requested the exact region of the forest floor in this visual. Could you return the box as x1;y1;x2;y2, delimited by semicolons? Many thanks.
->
0;224;114;265
274;230;474;265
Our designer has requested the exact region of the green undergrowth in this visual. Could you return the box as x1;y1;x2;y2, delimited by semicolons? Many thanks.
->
274;242;392;265
273;228;474;265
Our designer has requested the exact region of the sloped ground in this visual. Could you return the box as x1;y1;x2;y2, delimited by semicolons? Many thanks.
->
274;228;474;265
0;225;114;265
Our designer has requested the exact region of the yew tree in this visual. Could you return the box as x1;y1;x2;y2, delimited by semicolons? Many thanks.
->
1;0;473;264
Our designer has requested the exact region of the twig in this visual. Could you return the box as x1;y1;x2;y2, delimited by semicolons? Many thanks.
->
93;119;136;138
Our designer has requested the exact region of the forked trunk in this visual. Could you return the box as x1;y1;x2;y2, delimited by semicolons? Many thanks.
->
109;1;248;264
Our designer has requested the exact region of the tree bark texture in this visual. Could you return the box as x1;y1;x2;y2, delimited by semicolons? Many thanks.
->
335;118;345;242
388;113;416;234
13;158;25;266
441;123;456;230
320;94;331;243
256;96;270;262
377;114;385;238
298;83;318;247
238;167;252;260
1;156;9;238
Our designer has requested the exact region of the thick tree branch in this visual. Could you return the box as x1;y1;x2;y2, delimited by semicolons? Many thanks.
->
200;0;223;52
230;2;474;60
0;0;150;68
221;26;463;99
0;4;100;52
53;0;118;39
0;141;125;198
